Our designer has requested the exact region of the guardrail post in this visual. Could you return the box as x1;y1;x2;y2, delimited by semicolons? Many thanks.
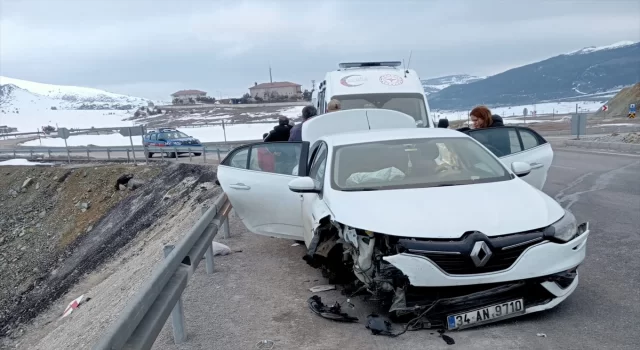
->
202;148;207;163
161;150;165;161
30;149;34;160
163;245;187;344
87;149;90;161
127;149;131;163
174;147;179;162
13;149;16;159
107;148;111;161
202;207;215;274
48;149;52;159
188;148;192;162
216;149;221;163
222;214;230;239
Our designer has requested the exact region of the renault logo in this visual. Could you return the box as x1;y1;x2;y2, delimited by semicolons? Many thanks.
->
470;241;492;267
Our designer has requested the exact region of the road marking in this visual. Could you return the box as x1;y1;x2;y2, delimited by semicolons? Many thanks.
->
551;165;576;170
556;148;640;158
555;161;640;210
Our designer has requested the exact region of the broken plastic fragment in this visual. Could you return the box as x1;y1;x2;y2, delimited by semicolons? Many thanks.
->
438;329;456;345
61;294;87;319
309;285;336;293
211;242;232;256
366;314;393;336
291;243;300;247
307;295;358;322
537;333;547;338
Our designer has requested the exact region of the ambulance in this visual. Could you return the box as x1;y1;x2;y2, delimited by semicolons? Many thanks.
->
312;61;435;127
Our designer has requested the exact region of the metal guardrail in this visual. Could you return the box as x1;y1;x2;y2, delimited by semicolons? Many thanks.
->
0;145;234;163
93;193;232;350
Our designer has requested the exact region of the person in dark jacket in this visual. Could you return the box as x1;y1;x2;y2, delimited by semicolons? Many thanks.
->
469;106;504;129
263;116;292;142
289;105;317;142
437;119;450;128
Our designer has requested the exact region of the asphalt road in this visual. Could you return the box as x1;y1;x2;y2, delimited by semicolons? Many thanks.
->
150;147;639;350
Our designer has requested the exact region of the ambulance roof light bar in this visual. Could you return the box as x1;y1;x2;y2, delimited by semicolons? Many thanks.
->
338;61;402;70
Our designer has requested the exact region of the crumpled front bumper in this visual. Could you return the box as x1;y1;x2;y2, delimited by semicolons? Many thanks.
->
383;227;589;287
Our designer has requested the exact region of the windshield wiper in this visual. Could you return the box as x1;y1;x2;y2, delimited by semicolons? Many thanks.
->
342;187;380;192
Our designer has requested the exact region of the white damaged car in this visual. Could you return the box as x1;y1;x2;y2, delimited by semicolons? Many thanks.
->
217;110;589;330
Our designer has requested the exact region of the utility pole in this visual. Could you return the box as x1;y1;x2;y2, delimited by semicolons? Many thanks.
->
269;65;273;83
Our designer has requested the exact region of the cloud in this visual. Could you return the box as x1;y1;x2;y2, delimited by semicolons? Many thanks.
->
1;0;639;99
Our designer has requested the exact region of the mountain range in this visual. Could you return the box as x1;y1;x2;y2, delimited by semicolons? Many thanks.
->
426;41;640;110
0;76;153;112
421;74;486;95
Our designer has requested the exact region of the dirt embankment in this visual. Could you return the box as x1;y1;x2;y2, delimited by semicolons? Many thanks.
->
594;83;640;119
0;163;218;340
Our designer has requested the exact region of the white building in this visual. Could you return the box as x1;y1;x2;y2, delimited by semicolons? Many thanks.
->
171;90;207;104
249;82;302;100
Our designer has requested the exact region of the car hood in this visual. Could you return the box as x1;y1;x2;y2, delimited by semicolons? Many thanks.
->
325;179;564;239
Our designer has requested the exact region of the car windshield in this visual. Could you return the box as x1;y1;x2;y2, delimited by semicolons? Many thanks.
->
159;132;189;139
331;137;511;191
332;93;429;127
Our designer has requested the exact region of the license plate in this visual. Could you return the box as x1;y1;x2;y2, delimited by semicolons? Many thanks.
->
447;299;524;330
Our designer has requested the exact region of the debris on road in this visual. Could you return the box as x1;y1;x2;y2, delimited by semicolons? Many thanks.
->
309;284;336;293
255;339;275;349
291;243;300;247
439;329;455;345
211;242;232;256
366;314;393;336
307;295;358;322
537;333;547;338
60;295;91;319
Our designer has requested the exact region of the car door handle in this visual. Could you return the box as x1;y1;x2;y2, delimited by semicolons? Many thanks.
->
530;162;544;169
229;183;251;190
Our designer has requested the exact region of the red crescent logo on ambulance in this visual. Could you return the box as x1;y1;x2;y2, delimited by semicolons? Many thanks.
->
340;75;367;87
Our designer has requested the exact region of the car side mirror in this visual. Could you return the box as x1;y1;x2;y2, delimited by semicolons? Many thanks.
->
511;162;532;177
288;177;318;193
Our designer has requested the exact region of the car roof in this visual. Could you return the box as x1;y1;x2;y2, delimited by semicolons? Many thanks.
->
319;127;467;147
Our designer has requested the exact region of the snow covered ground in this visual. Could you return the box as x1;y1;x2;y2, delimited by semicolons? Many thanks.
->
433;100;605;121
20;122;276;147
0;159;53;166
0;108;134;133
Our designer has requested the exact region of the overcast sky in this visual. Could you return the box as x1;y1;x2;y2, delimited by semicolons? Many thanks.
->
1;0;639;100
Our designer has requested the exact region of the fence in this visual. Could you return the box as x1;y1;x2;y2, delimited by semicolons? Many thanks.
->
93;193;232;350
0;145;235;164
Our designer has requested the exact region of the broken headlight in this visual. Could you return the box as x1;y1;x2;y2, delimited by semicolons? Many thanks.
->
546;209;582;242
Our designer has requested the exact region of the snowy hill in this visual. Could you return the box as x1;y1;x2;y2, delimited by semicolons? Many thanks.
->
421;74;485;95
565;41;636;55
0;76;154;111
429;41;640;110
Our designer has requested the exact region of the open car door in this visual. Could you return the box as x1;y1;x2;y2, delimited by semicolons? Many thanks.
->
466;127;553;189
217;141;309;240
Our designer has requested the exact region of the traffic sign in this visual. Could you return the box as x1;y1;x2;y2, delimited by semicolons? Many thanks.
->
58;128;70;139
630;104;636;113
119;126;144;137
602;105;608;111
